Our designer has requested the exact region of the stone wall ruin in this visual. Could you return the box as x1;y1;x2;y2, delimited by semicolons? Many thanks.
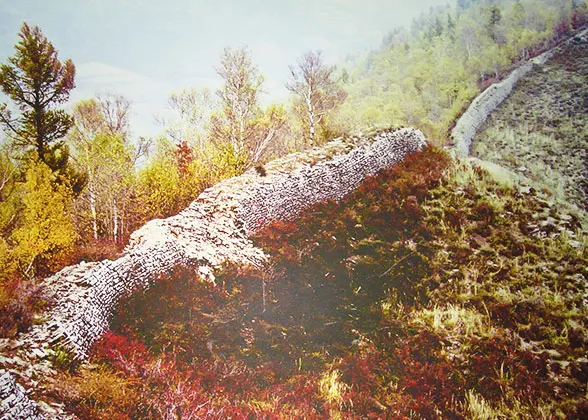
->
450;28;588;157
50;128;425;357
1;127;426;419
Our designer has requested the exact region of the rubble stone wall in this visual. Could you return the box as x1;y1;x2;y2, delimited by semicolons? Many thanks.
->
450;51;551;157
239;128;426;233
28;127;427;358
449;28;588;157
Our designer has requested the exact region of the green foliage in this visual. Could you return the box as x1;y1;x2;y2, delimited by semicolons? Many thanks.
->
0;23;75;173
68;96;137;243
337;0;582;142
50;345;81;373
136;138;182;219
210;47;263;157
136;138;213;221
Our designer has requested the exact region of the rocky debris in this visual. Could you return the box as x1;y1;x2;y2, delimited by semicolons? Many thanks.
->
451;28;588;157
0;370;44;420
1;127;425;419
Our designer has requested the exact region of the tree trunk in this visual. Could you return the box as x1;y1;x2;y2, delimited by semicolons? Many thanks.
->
89;187;98;241
306;90;315;146
112;198;119;244
85;153;98;241
309;113;316;146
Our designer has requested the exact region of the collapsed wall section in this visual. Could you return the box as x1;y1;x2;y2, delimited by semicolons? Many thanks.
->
21;128;426;362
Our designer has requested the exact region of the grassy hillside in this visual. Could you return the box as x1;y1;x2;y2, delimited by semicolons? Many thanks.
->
472;35;588;220
46;146;586;419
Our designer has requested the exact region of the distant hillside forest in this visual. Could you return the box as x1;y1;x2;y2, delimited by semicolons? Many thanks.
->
0;0;586;336
337;0;588;139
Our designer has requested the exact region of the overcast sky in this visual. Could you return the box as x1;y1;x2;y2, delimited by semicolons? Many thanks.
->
0;0;451;139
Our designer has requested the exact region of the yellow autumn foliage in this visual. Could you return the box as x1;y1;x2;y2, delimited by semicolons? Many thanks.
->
10;159;77;275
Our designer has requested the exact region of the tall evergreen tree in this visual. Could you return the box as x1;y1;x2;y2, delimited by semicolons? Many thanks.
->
0;23;76;174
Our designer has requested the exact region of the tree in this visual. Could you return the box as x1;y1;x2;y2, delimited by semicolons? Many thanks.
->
10;159;76;276
96;93;131;140
0;23;75;173
286;51;347;146
209;47;286;169
68;95;136;243
486;5;504;44
136;137;182;220
159;87;216;152
247;104;288;163
211;47;264;156
0;145;16;197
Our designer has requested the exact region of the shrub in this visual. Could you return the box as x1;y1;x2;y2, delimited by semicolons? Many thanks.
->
0;276;47;338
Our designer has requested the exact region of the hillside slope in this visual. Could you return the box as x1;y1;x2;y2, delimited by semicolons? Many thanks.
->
42;145;586;418
2;22;587;420
472;34;588;221
45;35;588;418
14;37;588;419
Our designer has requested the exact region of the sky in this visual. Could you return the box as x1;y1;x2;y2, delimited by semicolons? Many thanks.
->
0;0;451;140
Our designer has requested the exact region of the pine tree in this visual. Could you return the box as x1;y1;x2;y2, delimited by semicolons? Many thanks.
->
0;23;76;174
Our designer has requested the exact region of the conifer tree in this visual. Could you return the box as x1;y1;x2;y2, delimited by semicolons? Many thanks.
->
0;23;76;174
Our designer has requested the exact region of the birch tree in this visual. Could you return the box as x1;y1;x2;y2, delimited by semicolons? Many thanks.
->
210;47;285;168
68;95;133;243
211;47;263;156
160;87;216;152
286;51;346;146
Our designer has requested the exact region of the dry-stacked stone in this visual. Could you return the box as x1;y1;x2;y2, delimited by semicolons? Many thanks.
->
2;127;426;419
451;28;587;157
0;370;44;420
